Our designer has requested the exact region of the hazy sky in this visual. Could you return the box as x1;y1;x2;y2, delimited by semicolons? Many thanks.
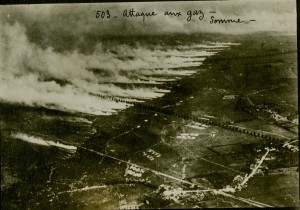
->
0;0;296;52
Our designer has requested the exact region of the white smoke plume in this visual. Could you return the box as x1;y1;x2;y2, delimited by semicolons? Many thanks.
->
1;0;295;115
12;132;77;152
0;21;233;115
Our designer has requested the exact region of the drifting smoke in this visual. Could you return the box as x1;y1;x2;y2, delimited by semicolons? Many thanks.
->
0;0;295;115
1;21;232;115
12;133;77;152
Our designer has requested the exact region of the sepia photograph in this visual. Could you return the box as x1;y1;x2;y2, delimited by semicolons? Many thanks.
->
0;0;298;209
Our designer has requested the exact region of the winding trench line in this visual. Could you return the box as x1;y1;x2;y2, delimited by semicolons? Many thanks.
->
46;135;273;207
239;148;270;188
65;142;273;208
77;145;196;187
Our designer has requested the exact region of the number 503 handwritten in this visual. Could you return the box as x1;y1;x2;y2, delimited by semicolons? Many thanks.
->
96;10;111;19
